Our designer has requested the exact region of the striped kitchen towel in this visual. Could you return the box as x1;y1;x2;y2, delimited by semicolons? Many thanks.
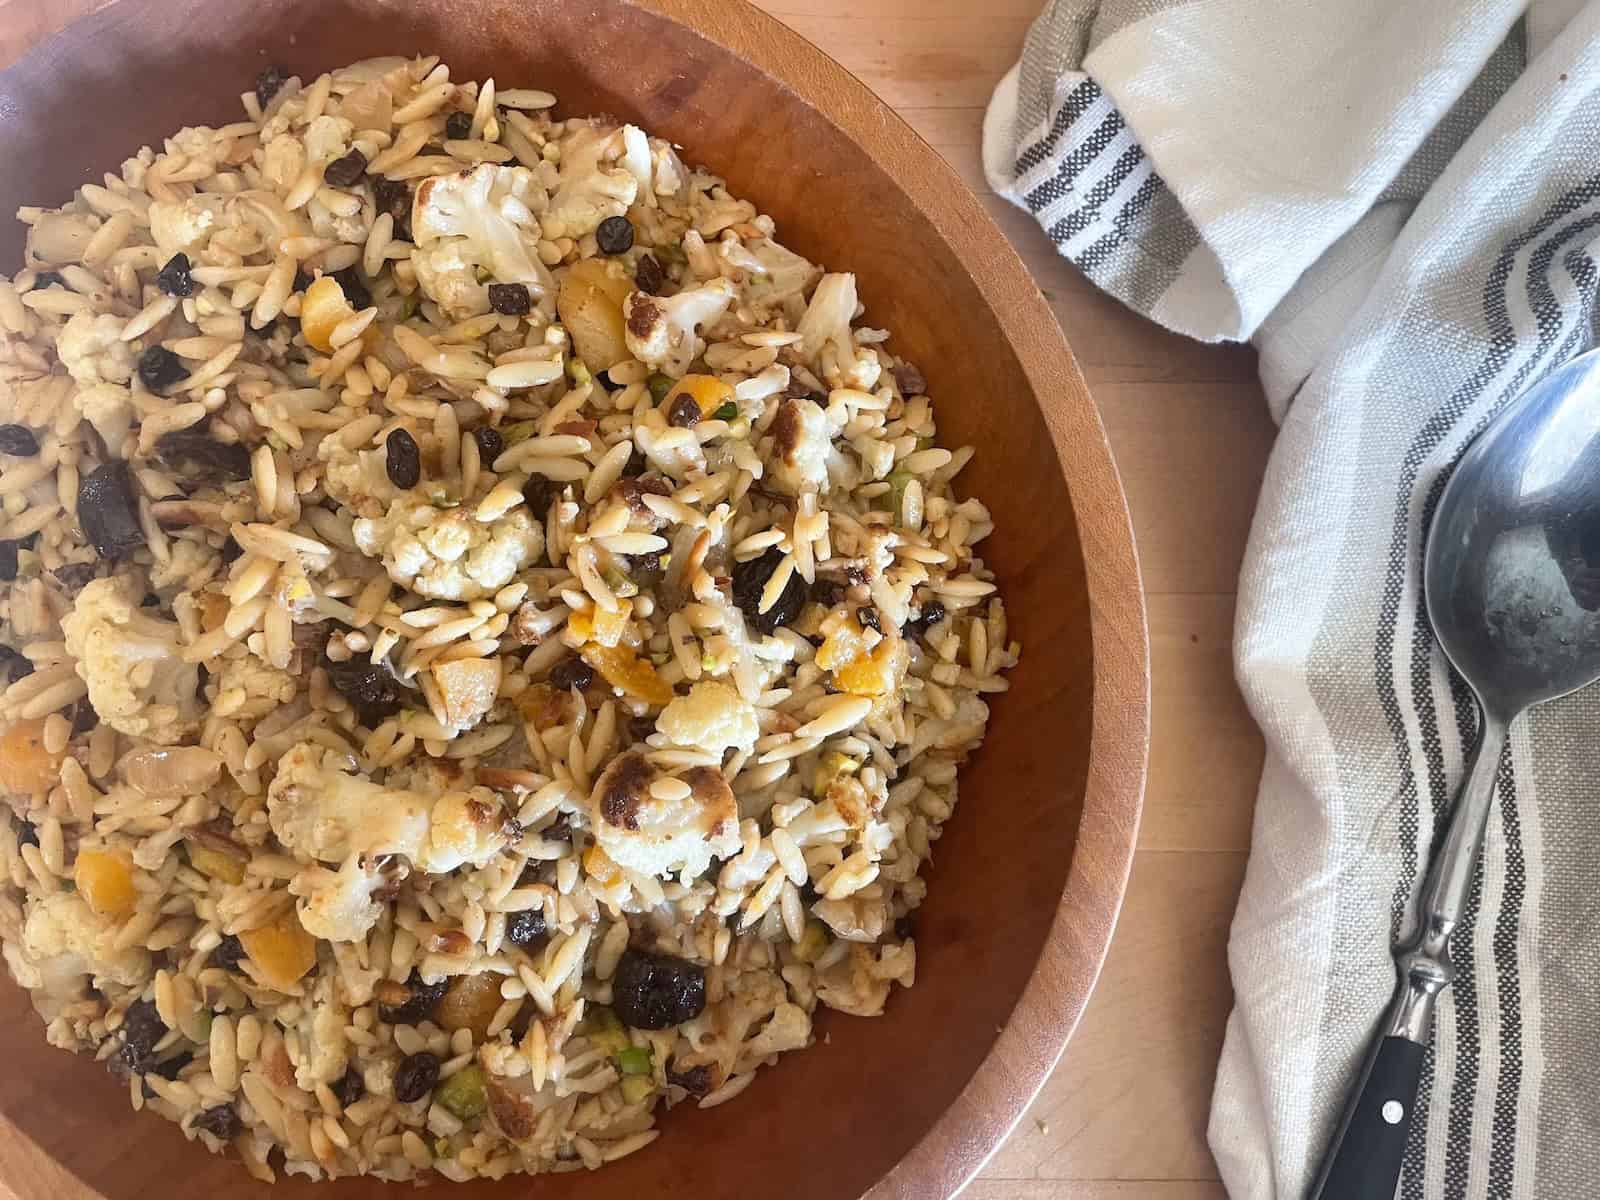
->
985;2;1600;1198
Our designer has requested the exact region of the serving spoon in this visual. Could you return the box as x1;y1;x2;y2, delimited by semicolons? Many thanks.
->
1311;346;1600;1198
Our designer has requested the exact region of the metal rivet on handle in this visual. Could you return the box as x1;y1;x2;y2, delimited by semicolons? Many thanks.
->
1381;1101;1404;1125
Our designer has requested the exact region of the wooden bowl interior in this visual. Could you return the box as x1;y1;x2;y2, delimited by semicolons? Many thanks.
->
0;2;1108;1197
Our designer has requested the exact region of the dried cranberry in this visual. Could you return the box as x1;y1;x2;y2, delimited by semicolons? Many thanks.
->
731;546;806;635
323;149;367;188
393;1052;440;1103
385;428;421;489
548;656;594;691
444;111;473;141
192;1104;242;1139
505;908;548;948
611;949;706;1030
487;282;531;315
596;216;635;255
634;254;666;295
156;253;195;297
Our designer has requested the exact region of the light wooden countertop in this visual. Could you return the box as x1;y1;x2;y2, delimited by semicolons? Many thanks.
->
0;3;1275;1197
745;3;1277;1197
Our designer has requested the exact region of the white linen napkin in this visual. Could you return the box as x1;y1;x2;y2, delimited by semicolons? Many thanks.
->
985;2;1600;1196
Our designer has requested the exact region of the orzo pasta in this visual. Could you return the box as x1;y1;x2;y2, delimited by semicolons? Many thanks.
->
0;54;1017;1183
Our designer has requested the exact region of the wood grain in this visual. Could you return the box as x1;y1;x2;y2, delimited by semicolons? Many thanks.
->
0;1;1270;1197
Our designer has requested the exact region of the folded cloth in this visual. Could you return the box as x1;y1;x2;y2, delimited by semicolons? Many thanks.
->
985;2;1600;1197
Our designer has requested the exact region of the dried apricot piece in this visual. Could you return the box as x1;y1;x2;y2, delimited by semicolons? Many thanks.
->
0;718;67;795
75;847;137;916
240;910;318;992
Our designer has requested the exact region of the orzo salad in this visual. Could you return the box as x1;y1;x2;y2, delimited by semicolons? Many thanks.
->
0;54;1016;1183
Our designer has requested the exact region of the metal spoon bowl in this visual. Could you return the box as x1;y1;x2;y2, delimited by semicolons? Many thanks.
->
1312;346;1600;1198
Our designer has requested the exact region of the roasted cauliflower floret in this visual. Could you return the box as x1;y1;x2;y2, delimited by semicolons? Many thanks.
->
290;854;385;944
544;121;640;239
72;381;135;449
3;891;151;1021
767;396;839;496
743;239;822;310
796;272;858;363
589;751;740;880
623;277;737;378
147;194;226;260
56;312;136;388
212;656;300;723
267;742;512;877
410;164;558;320
352;493;543;602
654;682;759;755
61;576;201;744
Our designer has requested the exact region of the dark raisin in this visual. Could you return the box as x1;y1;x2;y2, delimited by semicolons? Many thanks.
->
52;562;98;591
487;282;532;315
596;216;635;255
292;266;313;293
666;393;701;428
471;426;504;466
335;1065;365;1108
0;541;16;582
255;65;288;108
0;644;33;683
894;913;918;940
69;698;98;735
443;111;473;140
220;535;244;563
856;606;881;633
324;654;405;727
250;313;281;338
0;424;38;456
322;148;368;188
620;448;648;478
147;1050;193;1084
548;656;594;691
154;430;251;482
156;252;195;298
118;999;167;1073
192;1104;242;1140
331;267;372;312
522;474;557;517
903;599;946;641
373;177;412;236
505;908;548;948
138;346;190;393
809;577;844;607
634;254;666;295
209;934;246;970
385;428;421;489
540;813;573;843
731;545;806;635
611;948;707;1030
667;1063;713;1097
77;462;146;559
894;363;927;397
17;819;38;848
629;551;664;584
798;878;820;907
845;563;869;587
378;972;450;1026
29;271;64;291
393;1052;440;1103
785;376;815;400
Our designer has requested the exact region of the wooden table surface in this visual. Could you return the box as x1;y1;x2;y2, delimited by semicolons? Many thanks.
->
0;2;1276;1197
741;3;1278;1197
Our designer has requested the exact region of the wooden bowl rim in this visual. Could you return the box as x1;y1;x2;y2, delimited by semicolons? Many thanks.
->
0;2;1150;1196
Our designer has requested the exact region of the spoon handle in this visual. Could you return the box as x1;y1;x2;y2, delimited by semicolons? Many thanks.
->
1310;713;1509;1199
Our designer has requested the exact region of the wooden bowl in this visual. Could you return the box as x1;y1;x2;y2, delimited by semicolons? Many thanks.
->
0;2;1148;1197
